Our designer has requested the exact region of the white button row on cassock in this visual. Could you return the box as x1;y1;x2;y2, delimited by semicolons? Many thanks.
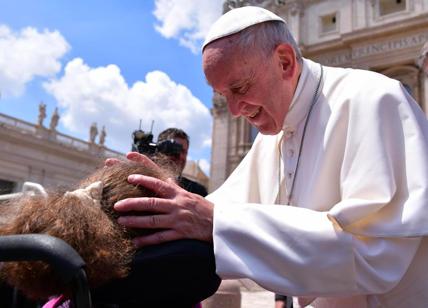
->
282;126;298;203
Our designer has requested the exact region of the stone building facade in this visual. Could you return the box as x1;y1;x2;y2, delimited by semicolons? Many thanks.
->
183;160;210;189
209;0;428;192
0;112;123;194
0;111;209;195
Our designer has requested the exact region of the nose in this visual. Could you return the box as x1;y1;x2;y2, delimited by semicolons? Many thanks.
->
227;96;244;118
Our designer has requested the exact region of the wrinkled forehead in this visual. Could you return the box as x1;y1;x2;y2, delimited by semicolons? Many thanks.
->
203;35;238;70
203;37;258;88
203;36;255;73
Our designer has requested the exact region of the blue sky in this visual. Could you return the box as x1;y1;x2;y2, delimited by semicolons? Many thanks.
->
0;0;224;174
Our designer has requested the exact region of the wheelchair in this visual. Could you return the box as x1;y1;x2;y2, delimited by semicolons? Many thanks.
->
0;234;91;308
0;183;221;308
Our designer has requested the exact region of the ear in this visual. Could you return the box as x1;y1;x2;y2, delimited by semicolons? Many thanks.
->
274;43;297;80
64;181;104;208
84;181;103;202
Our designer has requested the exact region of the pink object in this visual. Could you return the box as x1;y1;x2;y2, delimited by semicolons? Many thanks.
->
42;295;68;308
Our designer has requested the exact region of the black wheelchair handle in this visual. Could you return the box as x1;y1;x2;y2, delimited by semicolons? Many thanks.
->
0;234;92;308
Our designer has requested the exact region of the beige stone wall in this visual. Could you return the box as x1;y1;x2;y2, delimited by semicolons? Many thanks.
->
182;160;209;189
0;113;123;193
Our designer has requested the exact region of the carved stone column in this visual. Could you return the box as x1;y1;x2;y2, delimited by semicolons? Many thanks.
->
223;0;275;12
421;72;428;114
286;0;304;44
227;116;247;175
418;51;428;115
209;93;230;192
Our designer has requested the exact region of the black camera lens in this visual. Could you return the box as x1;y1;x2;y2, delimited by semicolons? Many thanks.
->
157;140;183;157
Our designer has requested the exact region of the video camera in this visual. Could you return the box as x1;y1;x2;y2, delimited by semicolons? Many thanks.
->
131;125;183;158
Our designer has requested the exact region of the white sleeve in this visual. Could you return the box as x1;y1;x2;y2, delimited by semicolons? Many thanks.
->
213;202;421;296
212;78;426;297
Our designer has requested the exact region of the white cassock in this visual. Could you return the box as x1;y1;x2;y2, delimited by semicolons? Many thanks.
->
207;58;428;307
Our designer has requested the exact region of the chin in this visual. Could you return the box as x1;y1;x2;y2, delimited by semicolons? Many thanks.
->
258;125;281;136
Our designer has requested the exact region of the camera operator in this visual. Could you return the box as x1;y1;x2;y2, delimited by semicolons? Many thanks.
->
158;128;208;197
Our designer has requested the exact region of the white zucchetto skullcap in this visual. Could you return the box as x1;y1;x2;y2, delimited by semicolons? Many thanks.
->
202;6;285;50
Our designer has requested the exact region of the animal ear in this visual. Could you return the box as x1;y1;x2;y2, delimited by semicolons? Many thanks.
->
84;181;103;202
64;181;104;208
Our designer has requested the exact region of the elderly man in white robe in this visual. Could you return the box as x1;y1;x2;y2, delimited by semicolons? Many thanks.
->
113;6;428;308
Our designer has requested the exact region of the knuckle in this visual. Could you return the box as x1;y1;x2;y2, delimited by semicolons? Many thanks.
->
157;183;169;196
156;232;165;243
149;215;159;227
147;197;156;210
180;209;193;221
166;177;176;186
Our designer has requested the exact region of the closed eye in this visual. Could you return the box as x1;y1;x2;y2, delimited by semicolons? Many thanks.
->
231;83;250;95
230;70;256;95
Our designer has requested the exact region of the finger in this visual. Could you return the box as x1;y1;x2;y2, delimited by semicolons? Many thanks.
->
105;158;121;167
127;174;177;198
114;197;174;213
132;230;181;247
126;152;161;171
117;213;173;229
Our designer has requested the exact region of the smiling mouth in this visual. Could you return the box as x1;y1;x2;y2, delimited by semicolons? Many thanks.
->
249;107;261;119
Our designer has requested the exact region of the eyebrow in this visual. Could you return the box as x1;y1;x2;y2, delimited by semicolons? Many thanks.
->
229;70;256;89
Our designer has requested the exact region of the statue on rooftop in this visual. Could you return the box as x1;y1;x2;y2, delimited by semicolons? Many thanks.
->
38;102;47;127
49;107;60;131
89;122;98;144
99;126;106;146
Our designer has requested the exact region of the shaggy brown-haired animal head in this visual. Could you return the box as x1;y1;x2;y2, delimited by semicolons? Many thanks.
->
0;160;172;299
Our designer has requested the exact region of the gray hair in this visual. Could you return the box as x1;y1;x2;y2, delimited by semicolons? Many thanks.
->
231;20;302;63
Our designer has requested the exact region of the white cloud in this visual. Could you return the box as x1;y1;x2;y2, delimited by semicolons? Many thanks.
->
44;58;212;157
0;24;69;97
202;138;212;148
153;0;223;54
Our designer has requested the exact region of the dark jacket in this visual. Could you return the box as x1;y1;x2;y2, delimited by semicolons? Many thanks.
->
178;177;208;197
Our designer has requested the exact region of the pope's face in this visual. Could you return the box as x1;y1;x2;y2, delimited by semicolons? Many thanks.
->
203;38;299;135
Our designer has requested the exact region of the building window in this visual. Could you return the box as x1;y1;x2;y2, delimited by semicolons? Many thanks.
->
379;0;406;16
0;179;16;195
320;13;338;34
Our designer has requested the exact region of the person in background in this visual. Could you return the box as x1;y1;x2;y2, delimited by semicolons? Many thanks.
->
158;128;208;197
